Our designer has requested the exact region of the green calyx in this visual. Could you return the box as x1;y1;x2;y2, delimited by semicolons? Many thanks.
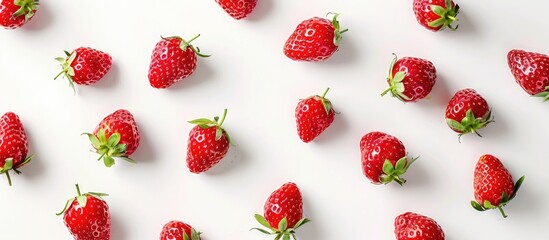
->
182;228;201;240
188;109;234;145
446;109;494;141
13;0;39;23
56;184;109;216
163;34;211;58
327;12;348;46
82;129;136;168
315;88;333;115
470;175;525;218
428;0;459;31
54;50;78;94
381;54;411;102
252;214;310;240
533;86;549;101
0;155;33;186
379;156;417;186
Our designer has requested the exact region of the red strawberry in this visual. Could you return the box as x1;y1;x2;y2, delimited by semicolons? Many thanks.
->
215;0;257;20
471;154;524;218
148;35;209;89
57;184;110;240
360;131;416;185
0;112;33;186
187;109;232;173
160;220;201;240
413;0;459;31
507;49;549;99
253;182;310;240
54;47;113;93
283;13;347;62
445;89;493;139
83;109;140;167
295;88;335;142
395;212;445;240
0;0;38;29
381;55;437;102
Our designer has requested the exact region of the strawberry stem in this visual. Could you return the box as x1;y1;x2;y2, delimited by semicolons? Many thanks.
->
75;184;82;196
5;171;12;187
497;206;508;218
218;109;228;126
321;88;330;98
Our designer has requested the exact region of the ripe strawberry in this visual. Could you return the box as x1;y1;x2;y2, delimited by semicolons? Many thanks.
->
360;131;416;185
0;112;33;186
381;54;437;102
0;0;38;29
395;212;445;240
471;154;525;218
148;35;209;89
57;184;110;240
253;182;310;240
83;109;140;167
445;89;493;139
507;49;549;100
54;47;112;93
215;0;257;20
413;0;459;31
160;221;201;240
283;13;347;62
187;109;232;173
295;88;335;142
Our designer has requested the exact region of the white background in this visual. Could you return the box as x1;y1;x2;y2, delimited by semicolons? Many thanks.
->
1;0;548;239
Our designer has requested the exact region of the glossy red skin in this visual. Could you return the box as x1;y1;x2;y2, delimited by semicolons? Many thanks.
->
148;37;197;89
186;125;229;173
474;154;515;206
160;220;198;240
63;195;111;240
360;132;406;184
395;212;445;240
264;182;303;229
295;96;335;142
0;112;28;168
445;88;489;133
93;109;140;156
215;0;257;20
0;0;37;29
68;47;112;85
284;17;338;62
391;57;437;102
508;49;549;95
413;0;456;31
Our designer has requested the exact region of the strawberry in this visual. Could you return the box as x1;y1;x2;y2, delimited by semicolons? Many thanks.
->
395;212;445;240
83;109;140;167
381;54;437;102
253;182;310;240
148;35;209;89
360;131;416;185
413;0;459;31
445;88;493;139
507;49;549;100
295;88;335;142
0;112;33;186
187;109;232;173
57;184;110;240
471;154;525;218
283;13;347;62
54;47;113;93
0;0;38;29
215;0;257;20
160;220;201;240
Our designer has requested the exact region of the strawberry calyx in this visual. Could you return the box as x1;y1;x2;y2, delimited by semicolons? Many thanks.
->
470;175;525;218
379;156;417;186
54;50;78;94
13;0;39;23
312;88;333;115
381;54;411;102
0;155;33;186
428;0;459;31
252;214;310;240
82;129;136;168
163;34;211;58
533;86;549;101
327;12;348;46
446;109;494;140
182;228;201;240
56;184;109;216
188;109;233;145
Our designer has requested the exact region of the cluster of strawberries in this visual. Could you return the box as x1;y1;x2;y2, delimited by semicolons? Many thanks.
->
1;0;547;239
